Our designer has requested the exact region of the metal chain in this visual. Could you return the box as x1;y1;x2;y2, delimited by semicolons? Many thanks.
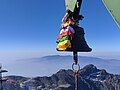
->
72;52;80;90
74;70;79;90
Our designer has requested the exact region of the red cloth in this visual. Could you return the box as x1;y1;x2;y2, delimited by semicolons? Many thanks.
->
58;30;73;39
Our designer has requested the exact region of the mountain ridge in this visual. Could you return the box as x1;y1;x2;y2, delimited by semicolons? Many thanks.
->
3;64;120;90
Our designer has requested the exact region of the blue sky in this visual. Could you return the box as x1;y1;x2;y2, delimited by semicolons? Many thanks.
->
0;0;120;59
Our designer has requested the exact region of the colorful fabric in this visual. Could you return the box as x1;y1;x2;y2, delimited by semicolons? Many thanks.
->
57;17;76;51
57;36;71;43
62;18;75;27
57;40;71;51
60;25;75;34
58;30;73;39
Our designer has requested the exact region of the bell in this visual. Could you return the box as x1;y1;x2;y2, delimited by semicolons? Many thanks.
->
57;0;92;52
65;26;92;52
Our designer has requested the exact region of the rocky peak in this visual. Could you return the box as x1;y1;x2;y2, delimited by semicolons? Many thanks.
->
80;64;100;77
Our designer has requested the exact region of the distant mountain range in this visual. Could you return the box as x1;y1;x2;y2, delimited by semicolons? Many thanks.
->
1;55;120;77
3;64;120;90
36;55;120;74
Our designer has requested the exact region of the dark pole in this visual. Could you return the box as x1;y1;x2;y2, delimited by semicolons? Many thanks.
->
73;52;79;90
73;51;78;65
0;80;3;90
73;0;83;21
0;64;8;90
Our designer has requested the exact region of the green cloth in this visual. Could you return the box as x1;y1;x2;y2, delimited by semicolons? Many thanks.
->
57;36;71;43
65;0;77;12
102;0;120;28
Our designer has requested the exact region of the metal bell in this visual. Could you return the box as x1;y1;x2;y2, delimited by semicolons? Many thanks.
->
66;26;92;52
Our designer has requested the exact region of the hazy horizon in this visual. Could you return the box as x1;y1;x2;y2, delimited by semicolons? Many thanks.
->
0;51;120;60
0;53;120;77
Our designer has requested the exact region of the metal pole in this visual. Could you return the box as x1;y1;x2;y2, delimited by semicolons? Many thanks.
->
0;64;8;90
74;70;79;90
73;51;78;65
72;51;79;90
0;80;3;90
0;65;2;90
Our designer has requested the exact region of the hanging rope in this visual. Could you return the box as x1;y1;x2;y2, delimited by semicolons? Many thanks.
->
72;52;80;90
